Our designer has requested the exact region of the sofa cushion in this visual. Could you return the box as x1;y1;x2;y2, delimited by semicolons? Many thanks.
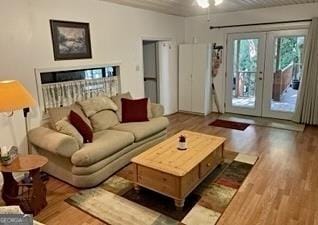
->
90;110;119;132
71;130;134;166
72;130;167;176
112;117;169;142
151;103;164;118
55;118;84;147
29;127;80;158
48;104;92;130
77;96;118;117
111;92;153;122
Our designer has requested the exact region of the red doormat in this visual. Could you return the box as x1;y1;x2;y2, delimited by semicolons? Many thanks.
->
209;119;250;131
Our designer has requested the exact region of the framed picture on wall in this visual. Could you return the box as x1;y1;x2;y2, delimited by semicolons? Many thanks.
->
50;20;92;60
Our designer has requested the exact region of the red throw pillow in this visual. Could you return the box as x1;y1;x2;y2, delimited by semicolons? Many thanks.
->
69;110;93;143
121;98;149;123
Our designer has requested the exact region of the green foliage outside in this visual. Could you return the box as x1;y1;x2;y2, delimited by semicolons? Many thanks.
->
235;39;258;72
276;37;303;70
235;37;304;72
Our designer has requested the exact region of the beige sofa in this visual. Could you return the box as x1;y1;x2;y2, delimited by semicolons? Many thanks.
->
28;95;169;188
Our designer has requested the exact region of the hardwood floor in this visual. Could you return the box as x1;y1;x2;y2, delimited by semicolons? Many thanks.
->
32;112;318;225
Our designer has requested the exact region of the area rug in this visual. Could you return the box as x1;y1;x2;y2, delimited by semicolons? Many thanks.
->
66;152;258;225
218;113;305;132
209;119;250;131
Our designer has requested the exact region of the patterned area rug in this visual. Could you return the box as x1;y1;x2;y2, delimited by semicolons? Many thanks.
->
66;152;258;225
209;119;250;131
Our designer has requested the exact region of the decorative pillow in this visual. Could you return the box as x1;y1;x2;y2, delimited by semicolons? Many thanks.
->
48;104;92;130
111;92;132;122
77;96;118;117
69;110;93;143
111;92;153;121
90;110;119;132
55;118;84;148
121;98;149;123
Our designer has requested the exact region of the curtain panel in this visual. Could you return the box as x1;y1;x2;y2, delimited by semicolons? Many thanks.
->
293;18;318;125
41;77;119;111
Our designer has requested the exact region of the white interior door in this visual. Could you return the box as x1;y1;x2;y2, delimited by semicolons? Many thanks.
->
226;32;266;116
158;41;178;115
262;30;307;120
192;44;208;114
179;44;193;112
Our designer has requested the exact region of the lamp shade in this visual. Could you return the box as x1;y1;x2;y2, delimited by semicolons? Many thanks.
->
0;80;36;112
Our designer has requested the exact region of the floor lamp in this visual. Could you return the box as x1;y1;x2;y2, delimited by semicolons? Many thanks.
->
0;80;36;155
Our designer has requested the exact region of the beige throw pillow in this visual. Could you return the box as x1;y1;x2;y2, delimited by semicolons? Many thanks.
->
55;119;84;148
111;92;132;122
147;99;153;120
78;96;118;117
90;110;119;132
48;104;92;130
111;92;153;122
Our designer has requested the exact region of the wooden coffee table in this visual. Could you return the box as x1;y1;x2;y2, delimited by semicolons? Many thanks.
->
131;130;226;209
0;155;48;215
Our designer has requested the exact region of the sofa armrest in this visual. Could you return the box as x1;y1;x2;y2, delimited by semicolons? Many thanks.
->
151;103;164;118
28;127;80;158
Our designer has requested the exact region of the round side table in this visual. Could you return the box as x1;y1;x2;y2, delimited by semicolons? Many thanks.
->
0;155;48;215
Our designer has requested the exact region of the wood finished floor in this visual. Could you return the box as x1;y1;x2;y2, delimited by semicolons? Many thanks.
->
32;113;318;225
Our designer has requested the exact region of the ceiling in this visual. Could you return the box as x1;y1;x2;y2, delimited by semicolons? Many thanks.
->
101;0;317;17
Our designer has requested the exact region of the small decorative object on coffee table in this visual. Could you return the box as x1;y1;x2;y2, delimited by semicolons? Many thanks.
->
0;155;48;215
132;130;225;210
178;135;187;150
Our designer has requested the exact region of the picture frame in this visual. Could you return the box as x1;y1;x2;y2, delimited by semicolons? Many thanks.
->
50;20;92;60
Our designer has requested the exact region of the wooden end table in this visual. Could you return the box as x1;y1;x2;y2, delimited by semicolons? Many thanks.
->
0;155;48;215
132;130;226;210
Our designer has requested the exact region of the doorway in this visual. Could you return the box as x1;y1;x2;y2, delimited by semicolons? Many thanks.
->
143;41;159;103
142;40;178;115
226;29;307;120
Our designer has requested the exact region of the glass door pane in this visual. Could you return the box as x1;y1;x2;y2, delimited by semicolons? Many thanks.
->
232;39;259;108
271;36;305;112
226;32;266;117
263;29;307;120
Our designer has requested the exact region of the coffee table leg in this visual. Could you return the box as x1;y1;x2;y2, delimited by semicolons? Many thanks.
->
175;199;185;211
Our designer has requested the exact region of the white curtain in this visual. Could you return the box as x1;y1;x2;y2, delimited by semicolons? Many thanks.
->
293;18;318;125
42;77;119;110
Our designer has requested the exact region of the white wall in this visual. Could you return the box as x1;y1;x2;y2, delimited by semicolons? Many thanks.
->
185;3;318;112
0;0;185;152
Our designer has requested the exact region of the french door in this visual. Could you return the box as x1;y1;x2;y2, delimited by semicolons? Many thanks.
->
226;30;307;120
226;32;266;116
